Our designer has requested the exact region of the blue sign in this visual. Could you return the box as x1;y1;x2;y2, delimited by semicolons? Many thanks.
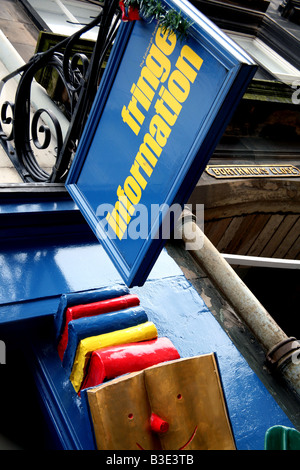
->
66;0;256;287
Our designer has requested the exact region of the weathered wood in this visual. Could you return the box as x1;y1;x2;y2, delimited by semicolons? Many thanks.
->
226;213;269;254
204;217;233;247
204;213;300;259
273;217;300;259
285;235;300;260
247;214;285;256
216;216;243;252
260;214;300;258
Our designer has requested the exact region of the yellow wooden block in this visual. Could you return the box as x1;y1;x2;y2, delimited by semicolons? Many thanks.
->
87;354;236;450
70;321;157;392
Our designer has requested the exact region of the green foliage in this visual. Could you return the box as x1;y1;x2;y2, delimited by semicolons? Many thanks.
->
123;0;192;39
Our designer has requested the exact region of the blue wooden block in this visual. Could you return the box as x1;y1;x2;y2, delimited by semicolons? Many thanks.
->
62;306;148;373
54;285;129;340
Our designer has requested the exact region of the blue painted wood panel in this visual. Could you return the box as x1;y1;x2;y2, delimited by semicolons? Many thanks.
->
66;0;256;286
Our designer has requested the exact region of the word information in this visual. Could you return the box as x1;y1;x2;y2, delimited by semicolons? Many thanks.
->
106;27;203;240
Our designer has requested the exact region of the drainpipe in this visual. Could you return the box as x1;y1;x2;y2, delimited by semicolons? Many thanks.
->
176;207;300;398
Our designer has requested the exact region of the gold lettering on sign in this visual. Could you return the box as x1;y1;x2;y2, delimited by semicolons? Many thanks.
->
205;165;300;179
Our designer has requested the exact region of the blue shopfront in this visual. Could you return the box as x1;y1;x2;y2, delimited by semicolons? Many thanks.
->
0;193;294;450
0;0;296;451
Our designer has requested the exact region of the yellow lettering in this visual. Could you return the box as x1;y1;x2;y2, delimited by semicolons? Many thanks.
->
106;213;124;240
175;45;203;83
168;70;190;103
131;83;151;111
135;153;153;177
117;186;135;216
158;85;182;115
111;207;128;232
146;44;171;83
137;66;159;101
138;140;158;168
139;132;162;168
155;97;178;127
128;96;145;125
114;35;204;239
130;161;147;190
121;106;141;135
149;114;171;147
124;176;142;205
155;27;176;56
114;201;131;224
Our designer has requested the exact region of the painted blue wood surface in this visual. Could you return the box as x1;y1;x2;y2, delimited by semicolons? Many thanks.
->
26;266;293;450
0;199;293;449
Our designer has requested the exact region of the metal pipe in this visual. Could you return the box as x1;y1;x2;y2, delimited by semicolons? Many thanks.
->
176;208;300;397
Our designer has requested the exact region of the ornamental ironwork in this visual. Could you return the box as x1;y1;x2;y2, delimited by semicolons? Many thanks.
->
0;0;121;183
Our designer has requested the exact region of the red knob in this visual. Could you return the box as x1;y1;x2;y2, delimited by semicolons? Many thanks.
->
150;413;169;433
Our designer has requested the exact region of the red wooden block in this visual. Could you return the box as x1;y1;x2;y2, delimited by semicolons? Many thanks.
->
80;337;180;391
57;294;140;360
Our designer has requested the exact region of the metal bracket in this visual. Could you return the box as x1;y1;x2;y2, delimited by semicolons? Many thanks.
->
266;337;300;370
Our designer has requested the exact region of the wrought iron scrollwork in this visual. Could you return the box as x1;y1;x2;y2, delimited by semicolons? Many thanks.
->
1;101;14;141
0;0;121;183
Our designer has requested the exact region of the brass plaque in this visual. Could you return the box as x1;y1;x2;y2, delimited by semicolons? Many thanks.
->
87;354;235;450
206;164;300;178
